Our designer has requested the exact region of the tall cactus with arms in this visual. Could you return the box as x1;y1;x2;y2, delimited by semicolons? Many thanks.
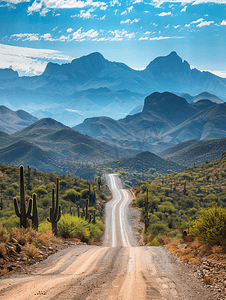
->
29;193;38;230
14;165;32;228
47;177;61;235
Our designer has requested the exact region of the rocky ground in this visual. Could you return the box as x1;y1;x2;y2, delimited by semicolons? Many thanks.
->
0;234;86;278
167;240;226;300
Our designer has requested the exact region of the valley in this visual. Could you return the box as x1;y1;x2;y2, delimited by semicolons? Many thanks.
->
0;88;225;178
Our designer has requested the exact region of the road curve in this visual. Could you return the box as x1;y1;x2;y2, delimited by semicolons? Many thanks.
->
0;174;215;300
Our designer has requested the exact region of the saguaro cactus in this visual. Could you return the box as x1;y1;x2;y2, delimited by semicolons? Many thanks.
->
47;178;61;235
29;193;38;230
93;210;96;224
14;165;32;228
27;165;31;190
77;205;80;218
85;199;89;220
98;174;101;190
144;189;149;233
183;182;187;195
0;197;3;210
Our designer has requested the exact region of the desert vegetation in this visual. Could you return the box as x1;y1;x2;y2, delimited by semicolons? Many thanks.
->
132;151;226;246
0;164;108;238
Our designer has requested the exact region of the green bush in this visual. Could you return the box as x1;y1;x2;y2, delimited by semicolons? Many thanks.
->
149;222;169;235
57;214;105;242
188;206;226;244
146;238;162;246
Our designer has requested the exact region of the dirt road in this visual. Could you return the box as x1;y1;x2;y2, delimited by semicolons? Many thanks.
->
0;174;216;299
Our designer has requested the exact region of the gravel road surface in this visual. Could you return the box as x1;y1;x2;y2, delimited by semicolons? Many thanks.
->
0;174;216;299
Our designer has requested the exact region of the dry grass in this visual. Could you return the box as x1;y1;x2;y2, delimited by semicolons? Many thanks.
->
167;237;226;265
0;226;64;277
21;244;39;259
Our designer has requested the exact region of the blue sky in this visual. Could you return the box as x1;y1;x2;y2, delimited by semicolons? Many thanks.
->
0;0;226;77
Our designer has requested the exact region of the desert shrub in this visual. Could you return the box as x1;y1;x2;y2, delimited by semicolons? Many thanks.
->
146;238;162;246
149;222;169;235
188;206;226;245
57;214;104;242
21;244;39;259
62;189;80;203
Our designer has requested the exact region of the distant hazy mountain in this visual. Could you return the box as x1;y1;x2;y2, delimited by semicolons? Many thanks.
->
181;92;224;104
158;137;226;167
0;106;38;134
0;51;225;127
162;102;226;142
128;105;143;115
75;91;226;153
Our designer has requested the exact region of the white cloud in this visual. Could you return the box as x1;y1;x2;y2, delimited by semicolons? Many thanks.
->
139;37;149;40
181;5;187;12
27;0;108;15
73;8;97;19
1;0;30;3
0;43;71;76
10;33;40;41
149;35;184;40
174;25;180;28
150;0;226;8
66;28;73;33
185;18;203;27
110;0;121;6
97;37;109;41
144;10;149;13
9;28;100;43
71;28;99;41
128;5;133;12
196;20;214;27
165;24;170;28
133;0;143;3
121;10;127;15
52;26;58;31
120;18;140;24
221;20;226;25
157;12;172;16
58;35;70;41
109;29;135;41
41;33;54;41
121;5;133;15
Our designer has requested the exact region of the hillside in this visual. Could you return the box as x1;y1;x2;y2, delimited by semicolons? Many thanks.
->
161;102;226;143
99;151;185;186
0;106;38;134
158;137;226;167
132;150;226;245
0;118;139;176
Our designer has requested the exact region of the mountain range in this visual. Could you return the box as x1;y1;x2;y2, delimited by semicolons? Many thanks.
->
0;96;225;176
74;91;226;153
0;117;141;174
0;51;225;127
157;137;226;167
